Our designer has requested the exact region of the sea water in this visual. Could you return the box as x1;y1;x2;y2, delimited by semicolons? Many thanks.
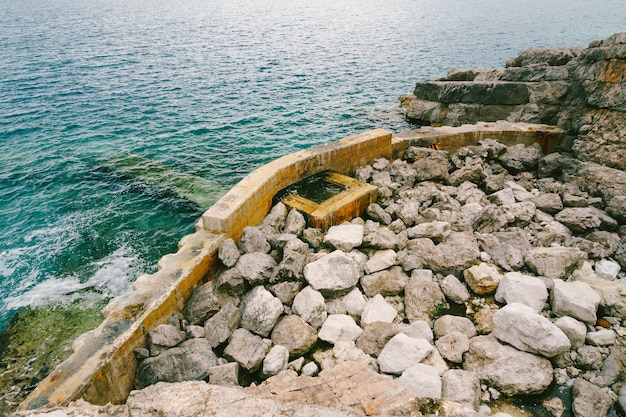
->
1;0;625;410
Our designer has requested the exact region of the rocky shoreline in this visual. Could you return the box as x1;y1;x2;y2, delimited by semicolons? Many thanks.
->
400;32;626;172
19;136;626;417
14;33;626;417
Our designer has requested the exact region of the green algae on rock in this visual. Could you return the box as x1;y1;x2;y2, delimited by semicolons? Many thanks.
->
0;303;104;416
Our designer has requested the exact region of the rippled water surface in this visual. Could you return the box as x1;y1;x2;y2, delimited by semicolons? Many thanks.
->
1;0;625;409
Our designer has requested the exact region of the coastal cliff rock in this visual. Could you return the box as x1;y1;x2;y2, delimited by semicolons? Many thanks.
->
400;32;626;171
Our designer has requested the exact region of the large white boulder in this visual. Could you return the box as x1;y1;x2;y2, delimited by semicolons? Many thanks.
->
323;223;364;251
397;363;442;398
493;303;570;358
292;286;327;329
551;279;601;324
240;286;283;337
304;250;361;297
378;333;433;375
494;271;548;312
360;294;397;326
318;314;363;344
463;335;553;396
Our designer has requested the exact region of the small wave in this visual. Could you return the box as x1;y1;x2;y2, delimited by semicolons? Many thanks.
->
3;245;140;310
0;248;28;278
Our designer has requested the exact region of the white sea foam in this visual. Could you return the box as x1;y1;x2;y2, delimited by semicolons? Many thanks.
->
3;245;140;310
0;248;28;279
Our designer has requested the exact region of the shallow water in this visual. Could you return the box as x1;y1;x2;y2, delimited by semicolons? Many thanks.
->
1;0;626;411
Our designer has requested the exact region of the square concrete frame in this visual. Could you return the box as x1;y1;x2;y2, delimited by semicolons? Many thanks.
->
281;171;377;230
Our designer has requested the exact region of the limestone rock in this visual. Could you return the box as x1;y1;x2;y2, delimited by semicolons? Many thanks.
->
332;341;378;372
472;205;508;234
448;157;486;186
304;250;361;297
129;379;364;417
606;195;626;223
184;281;236;325
551;279;600;324
404;270;446;324
356;322;401;357
494;271;548;312
474;305;497;334
554;316;587;349
260;202;288;233
271;238;308;282
502;201;536;227
366;203;392;225
617;386;626;417
185;325;205;339
268;281;302;306
378;333;433;375
240;286;283;337
362;227;398;249
531;193;563;214
435;331;469;363
397;238;436;271
463;262;502;295
584;279;626;319
204;302;241;348
238;226;271;254
571;378;614;417
525;246;587;279
318;314;363;344
401;320;434;343
595;258;621;280
271;315;317;356
364;249;397;274
245;360;417;416
301;361;319;377
406;221;451;242
407;147;450;182
463;335;553;396
397;363;442;399
442;369;481;411
301;227;325;250
493;303;570;358
236;252;277;285
208;362;240;386
488;188;516;206
586;329;616;346
360;294;397;326
218;237;241;268
323;223;364;251
292;286;327;329
136;338;218;389
263;345;289;377
555;207;602;234
575;346;603;370
214;268;246;296
147;324;186;357
341;287;367;317
223;328;271;372
283;208;306;235
360;266;408;297
427;232;481;274
498;143;543;173
440;274;471;304
433;315;476;339
542;397;566;417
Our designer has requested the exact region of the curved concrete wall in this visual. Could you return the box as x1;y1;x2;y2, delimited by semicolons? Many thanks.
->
18;122;565;411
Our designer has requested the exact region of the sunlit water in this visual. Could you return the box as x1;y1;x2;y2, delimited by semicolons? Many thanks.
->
1;0;625;408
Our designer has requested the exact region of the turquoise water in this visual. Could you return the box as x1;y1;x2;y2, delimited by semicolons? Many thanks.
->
1;0;625;333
